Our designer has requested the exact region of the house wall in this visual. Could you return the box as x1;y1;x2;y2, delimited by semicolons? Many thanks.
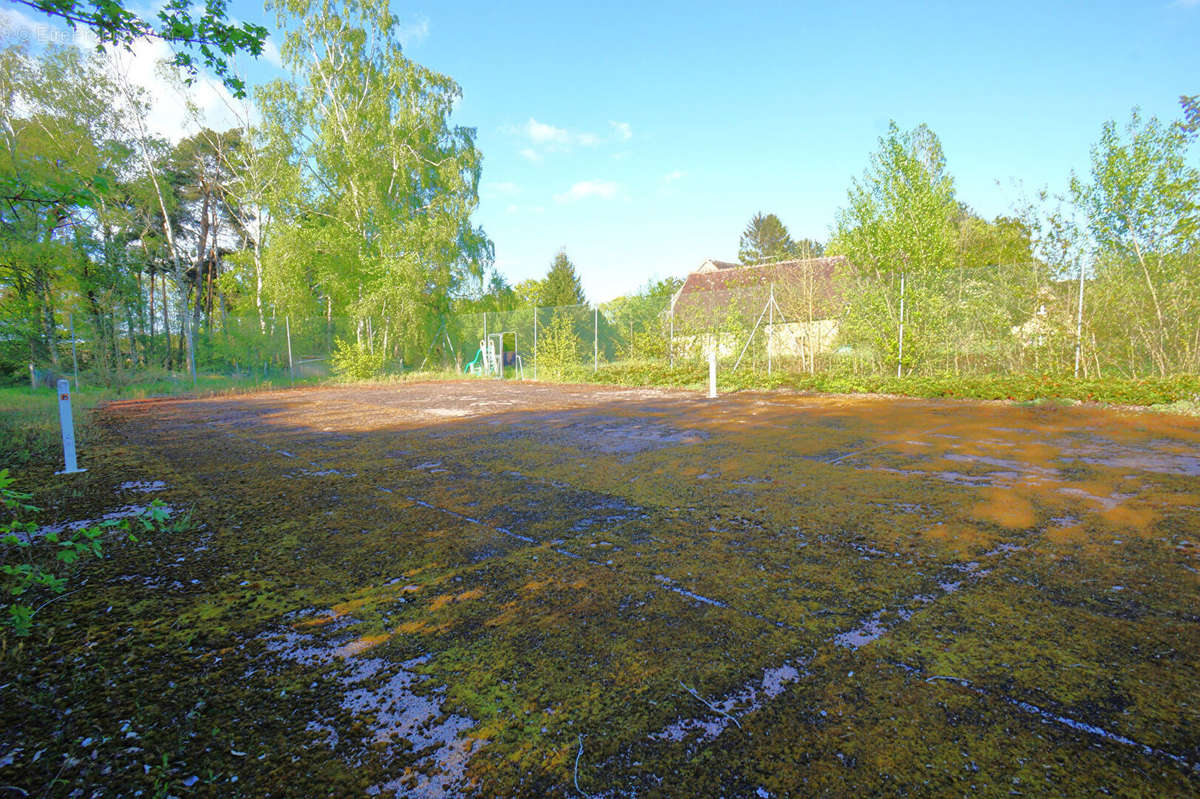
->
671;332;741;359
767;319;839;359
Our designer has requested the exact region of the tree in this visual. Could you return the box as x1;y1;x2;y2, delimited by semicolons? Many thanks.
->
829;122;959;375
1180;94;1199;139
14;0;267;97
792;238;824;259
259;0;492;363
0;43;126;370
1070;108;1200;375
601;276;681;360
738;213;795;264
537;309;582;377
540;249;586;307
512;277;544;308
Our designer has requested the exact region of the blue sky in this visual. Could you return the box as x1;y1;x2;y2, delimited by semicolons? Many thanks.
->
5;0;1198;301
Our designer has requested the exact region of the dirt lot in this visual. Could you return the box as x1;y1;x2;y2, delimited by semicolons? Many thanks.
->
3;380;1199;797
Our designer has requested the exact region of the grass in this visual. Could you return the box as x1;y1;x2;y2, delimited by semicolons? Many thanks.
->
0;371;328;470
533;359;1200;410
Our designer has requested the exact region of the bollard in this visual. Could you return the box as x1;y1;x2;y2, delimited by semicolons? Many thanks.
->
56;379;85;475
708;350;717;399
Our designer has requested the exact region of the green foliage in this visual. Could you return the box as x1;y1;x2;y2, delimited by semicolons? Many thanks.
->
832;122;959;277
536;311;582;378
580;360;1200;407
330;338;386;381
0;470;180;637
259;0;492;366
738;212;795;264
830;122;961;373
1070;108;1200;376
540;249;587;307
601;277;679;361
16;0;268;97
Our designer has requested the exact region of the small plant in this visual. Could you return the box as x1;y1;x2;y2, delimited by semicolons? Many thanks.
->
0;471;176;638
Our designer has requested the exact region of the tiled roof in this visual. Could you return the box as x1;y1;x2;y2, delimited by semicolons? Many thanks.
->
672;256;850;325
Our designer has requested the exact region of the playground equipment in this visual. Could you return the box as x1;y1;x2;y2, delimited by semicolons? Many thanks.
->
466;331;525;380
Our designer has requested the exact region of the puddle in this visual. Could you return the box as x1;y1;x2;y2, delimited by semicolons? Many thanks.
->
25;504;176;542
262;624;477;797
286;468;353;479
833;607;914;650
1056;487;1131;512
653;575;728;608
117;480;166;493
651;662;806;743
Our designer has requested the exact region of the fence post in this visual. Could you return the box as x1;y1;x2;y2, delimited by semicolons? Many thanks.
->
669;309;675;367
70;312;79;390
767;285;774;376
897;271;906;379
56;379;85;474
533;307;538;380
708;350;717;399
1074;260;1085;378
286;316;295;382
594;306;598;372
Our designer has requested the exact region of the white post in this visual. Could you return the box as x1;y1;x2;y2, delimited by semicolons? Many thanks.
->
56;379;85;474
897;271;906;379
593;306;598;372
533;307;538;380
708;350;717;399
286;316;295;382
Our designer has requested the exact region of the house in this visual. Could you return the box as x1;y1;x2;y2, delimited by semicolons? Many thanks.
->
669;257;849;361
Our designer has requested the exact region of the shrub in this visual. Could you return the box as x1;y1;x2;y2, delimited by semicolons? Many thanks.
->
330;337;386;381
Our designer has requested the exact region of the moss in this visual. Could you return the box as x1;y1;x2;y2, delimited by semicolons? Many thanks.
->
2;381;1197;795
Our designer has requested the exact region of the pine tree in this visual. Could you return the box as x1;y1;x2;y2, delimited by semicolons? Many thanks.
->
540;249;587;307
738;213;795;264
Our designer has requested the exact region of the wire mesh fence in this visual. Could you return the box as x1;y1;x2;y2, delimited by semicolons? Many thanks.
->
10;259;1199;391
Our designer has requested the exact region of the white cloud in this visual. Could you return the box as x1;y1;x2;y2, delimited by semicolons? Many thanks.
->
510;116;630;159
108;42;245;144
397;17;430;47
554;179;620;203
663;169;686;183
524;118;571;146
485;181;522;197
261;39;284;68
0;6;247;144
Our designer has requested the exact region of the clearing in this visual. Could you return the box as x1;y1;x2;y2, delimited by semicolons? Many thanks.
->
3;380;1198;797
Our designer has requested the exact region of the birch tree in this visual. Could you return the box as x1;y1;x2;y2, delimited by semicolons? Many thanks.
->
830;122;958;374
258;0;492;365
1071;109;1200;375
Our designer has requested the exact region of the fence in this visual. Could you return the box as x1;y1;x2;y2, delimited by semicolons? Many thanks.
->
10;260;1200;389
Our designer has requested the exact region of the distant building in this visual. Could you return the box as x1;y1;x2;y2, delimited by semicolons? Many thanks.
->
669;257;850;361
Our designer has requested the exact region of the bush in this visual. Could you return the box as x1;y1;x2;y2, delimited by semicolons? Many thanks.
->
536;311;582;379
330;337;386;381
